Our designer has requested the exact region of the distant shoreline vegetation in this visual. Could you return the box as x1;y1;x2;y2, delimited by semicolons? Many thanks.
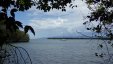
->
47;37;110;40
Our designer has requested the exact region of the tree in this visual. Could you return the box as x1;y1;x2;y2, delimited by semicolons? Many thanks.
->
7;30;30;42
84;0;113;39
84;0;113;64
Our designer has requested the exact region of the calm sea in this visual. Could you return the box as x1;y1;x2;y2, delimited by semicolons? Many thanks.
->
12;39;113;64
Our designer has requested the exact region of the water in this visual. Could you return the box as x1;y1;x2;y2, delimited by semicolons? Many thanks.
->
12;39;112;64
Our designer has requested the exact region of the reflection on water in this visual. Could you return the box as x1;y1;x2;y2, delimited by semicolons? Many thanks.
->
13;39;111;64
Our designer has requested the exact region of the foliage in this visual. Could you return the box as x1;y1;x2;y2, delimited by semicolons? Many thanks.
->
0;0;73;12
7;30;30;42
0;44;32;64
24;26;35;35
84;0;113;64
84;0;113;40
34;0;72;12
0;0;35;44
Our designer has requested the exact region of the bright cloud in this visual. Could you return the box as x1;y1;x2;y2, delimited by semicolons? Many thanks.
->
25;0;91;39
29;18;67;29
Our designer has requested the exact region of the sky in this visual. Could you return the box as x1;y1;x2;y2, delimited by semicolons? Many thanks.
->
15;0;92;39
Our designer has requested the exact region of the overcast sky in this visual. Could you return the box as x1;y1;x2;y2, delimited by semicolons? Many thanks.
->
16;0;92;39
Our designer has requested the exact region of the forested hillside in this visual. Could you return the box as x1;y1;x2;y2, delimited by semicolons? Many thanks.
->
0;20;29;42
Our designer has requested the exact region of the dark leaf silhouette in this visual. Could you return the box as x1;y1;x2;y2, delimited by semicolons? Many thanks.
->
24;25;35;35
99;53;103;58
87;28;91;30
10;8;17;17
11;8;18;12
11;1;15;5
29;26;35;35
8;17;15;22
99;44;103;48
24;26;29;34
15;21;23;28
2;9;6;13
95;53;98;56
111;44;113;47
11;12;15;17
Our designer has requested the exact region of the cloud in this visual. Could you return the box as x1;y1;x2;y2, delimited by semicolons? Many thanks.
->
29;17;84;31
29;18;67;29
26;0;91;39
28;17;88;38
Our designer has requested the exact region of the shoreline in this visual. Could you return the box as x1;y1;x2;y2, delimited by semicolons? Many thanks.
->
47;38;110;40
